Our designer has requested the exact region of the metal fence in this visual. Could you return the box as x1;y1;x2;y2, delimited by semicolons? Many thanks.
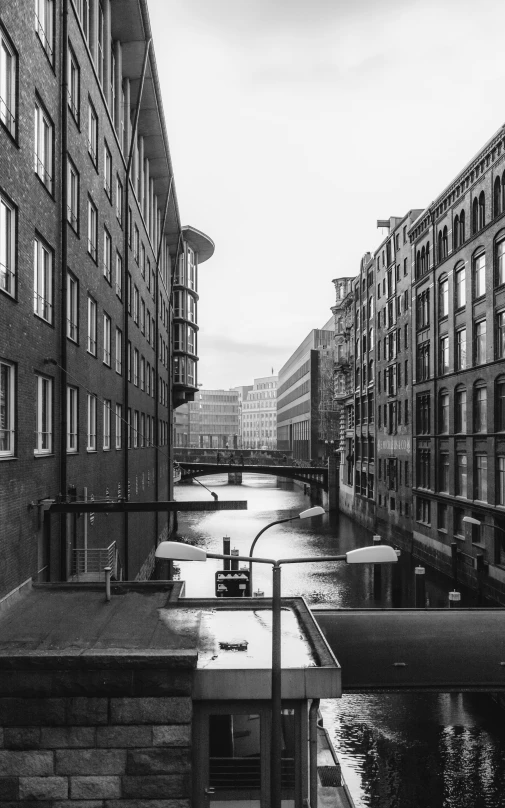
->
72;542;117;581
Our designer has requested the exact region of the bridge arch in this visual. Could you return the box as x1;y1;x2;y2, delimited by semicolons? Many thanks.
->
178;462;328;491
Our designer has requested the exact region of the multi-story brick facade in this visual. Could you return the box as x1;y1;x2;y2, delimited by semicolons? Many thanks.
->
411;124;505;599
0;0;213;601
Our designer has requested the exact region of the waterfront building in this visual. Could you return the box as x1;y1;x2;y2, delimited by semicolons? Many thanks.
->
277;326;337;462
231;383;253;448
410;124;505;600
331;277;355;507
241;375;278;450
374;211;423;540
174;389;239;449
0;0;213;600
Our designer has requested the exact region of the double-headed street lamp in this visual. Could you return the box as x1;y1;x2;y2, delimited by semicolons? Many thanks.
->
156;538;398;808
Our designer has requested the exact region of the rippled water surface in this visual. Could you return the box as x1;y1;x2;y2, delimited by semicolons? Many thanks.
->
175;474;505;807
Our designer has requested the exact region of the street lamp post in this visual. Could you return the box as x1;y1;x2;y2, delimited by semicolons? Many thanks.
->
248;506;325;594
155;540;397;808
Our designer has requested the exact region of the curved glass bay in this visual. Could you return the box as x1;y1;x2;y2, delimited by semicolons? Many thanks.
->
175;474;505;808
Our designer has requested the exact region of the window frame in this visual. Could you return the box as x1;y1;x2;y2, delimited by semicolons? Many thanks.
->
104;140;112;200
33;235;53;324
0;26;18;138
115;402;122;449
87;393;97;451
103;398;111;451
87;295;97;356
0;359;15;457
66;384;78;453
35;374;53;455
115;326;122;375
473;251;486;300
87;195;98;261
35;0;54;62
67;157;79;232
34;98;54;193
103;311;111;366
67;44;80;124
87;99;98;166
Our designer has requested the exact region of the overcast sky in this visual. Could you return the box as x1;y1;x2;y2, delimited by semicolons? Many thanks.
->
148;0;505;390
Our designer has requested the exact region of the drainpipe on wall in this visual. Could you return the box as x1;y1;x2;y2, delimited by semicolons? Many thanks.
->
309;698;320;808
59;0;69;580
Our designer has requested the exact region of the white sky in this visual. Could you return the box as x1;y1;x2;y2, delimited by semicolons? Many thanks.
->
148;0;505;390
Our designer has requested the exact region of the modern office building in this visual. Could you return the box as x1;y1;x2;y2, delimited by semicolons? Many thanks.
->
0;0;213;601
174;389;239;449
241;375;278;450
277;327;337;462
231;383;253;448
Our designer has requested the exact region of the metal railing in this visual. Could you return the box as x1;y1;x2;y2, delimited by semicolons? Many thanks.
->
209;757;294;790
72;541;117;580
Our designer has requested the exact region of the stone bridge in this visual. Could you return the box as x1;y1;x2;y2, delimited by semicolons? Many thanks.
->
178;461;329;491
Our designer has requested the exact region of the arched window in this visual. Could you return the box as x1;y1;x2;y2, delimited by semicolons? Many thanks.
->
416;250;421;276
496;375;505;431
472;197;479;233
479;191;486;230
497;235;505;286
454;215;460;250
460;209;465;243
494;176;502;217
426;241;430;270
455;385;467;433
438;229;443;262
438;275;449;317
421;246;426;274
474;381;487;433
442;226;448;258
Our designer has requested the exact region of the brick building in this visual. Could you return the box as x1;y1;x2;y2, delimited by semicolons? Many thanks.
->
0;0;213;601
411;124;505;599
331;277;355;508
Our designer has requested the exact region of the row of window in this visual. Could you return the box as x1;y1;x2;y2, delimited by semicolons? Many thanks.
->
417;380;505;435
0;360;169;457
416;452;505;505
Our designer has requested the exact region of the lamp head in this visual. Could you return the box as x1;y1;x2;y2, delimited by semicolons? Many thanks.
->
462;516;481;526
299;506;326;519
155;541;207;561
346;545;398;564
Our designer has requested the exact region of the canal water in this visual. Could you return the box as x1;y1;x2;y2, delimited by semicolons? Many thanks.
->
174;474;505;808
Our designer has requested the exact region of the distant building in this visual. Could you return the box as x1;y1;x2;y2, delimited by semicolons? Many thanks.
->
231;384;253;448
174;389;239;448
241;376;278;449
331;277;355;507
277;329;337;462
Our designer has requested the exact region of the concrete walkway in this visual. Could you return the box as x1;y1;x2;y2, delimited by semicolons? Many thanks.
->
318;722;355;808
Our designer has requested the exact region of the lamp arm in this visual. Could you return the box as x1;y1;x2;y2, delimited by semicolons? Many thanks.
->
249;516;298;558
207;551;275;566
277;554;347;565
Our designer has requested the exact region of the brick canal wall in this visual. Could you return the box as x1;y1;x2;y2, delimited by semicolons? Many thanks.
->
0;670;193;806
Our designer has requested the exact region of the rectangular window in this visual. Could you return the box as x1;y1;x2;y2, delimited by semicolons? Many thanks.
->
417;342;430;381
474;385;487;432
103;312;111;366
35;0;54;60
127;340;131;382
497;240;505;286
104;141;112;199
0;28;17;136
417;449;430;489
115;403;122;449
68;45;79;122
0;360;15;456
140;356;145;391
134;224;139;263
416;393;431;434
115;327;122;374
438;278;448;317
497;312;505;360
103;226;111;283
456;328;466;370
116;175;123;224
133;285;139;324
416;497;430;525
133;348;139;386
87;393;97;451
455;388;467;433
439;392;449;433
97;0;104;86
33;236;53;323
87;100;98;165
455;266;466;308
475;455;488;502
141;243;146;279
456;453;467;497
497;381;505;431
103;399;111;450
67;158;79;231
34;100;53;191
439;453;449;492
87;296;97;355
67;386;78;452
140;412;145;448
475;320;486;365
35;374;52;454
498;457;505;506
140;299;145;334
67;271;78;341
438;503;448;531
439;334;449;375
127;407;131;448
87;197;97;261
474;253;486;299
115;250;122;299
133;410;139;448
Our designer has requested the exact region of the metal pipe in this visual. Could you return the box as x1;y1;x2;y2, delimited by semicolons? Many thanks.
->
248;516;299;592
59;0;69;580
309;699;320;808
104;566;112;602
271;563;282;808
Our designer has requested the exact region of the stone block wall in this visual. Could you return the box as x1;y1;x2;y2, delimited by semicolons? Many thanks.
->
0;669;194;808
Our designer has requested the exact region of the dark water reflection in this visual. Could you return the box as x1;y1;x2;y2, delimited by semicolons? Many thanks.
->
175;475;505;808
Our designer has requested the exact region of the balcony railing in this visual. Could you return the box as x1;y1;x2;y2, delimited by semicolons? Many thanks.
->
72;541;117;581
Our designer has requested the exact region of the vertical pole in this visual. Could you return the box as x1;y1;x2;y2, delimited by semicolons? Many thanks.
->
230;548;239;571
271;563;282;808
223;537;230;570
415;566;426;608
83;487;88;573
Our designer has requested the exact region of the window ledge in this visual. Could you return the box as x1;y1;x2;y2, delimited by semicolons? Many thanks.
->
0;455;18;461
34;452;54;458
